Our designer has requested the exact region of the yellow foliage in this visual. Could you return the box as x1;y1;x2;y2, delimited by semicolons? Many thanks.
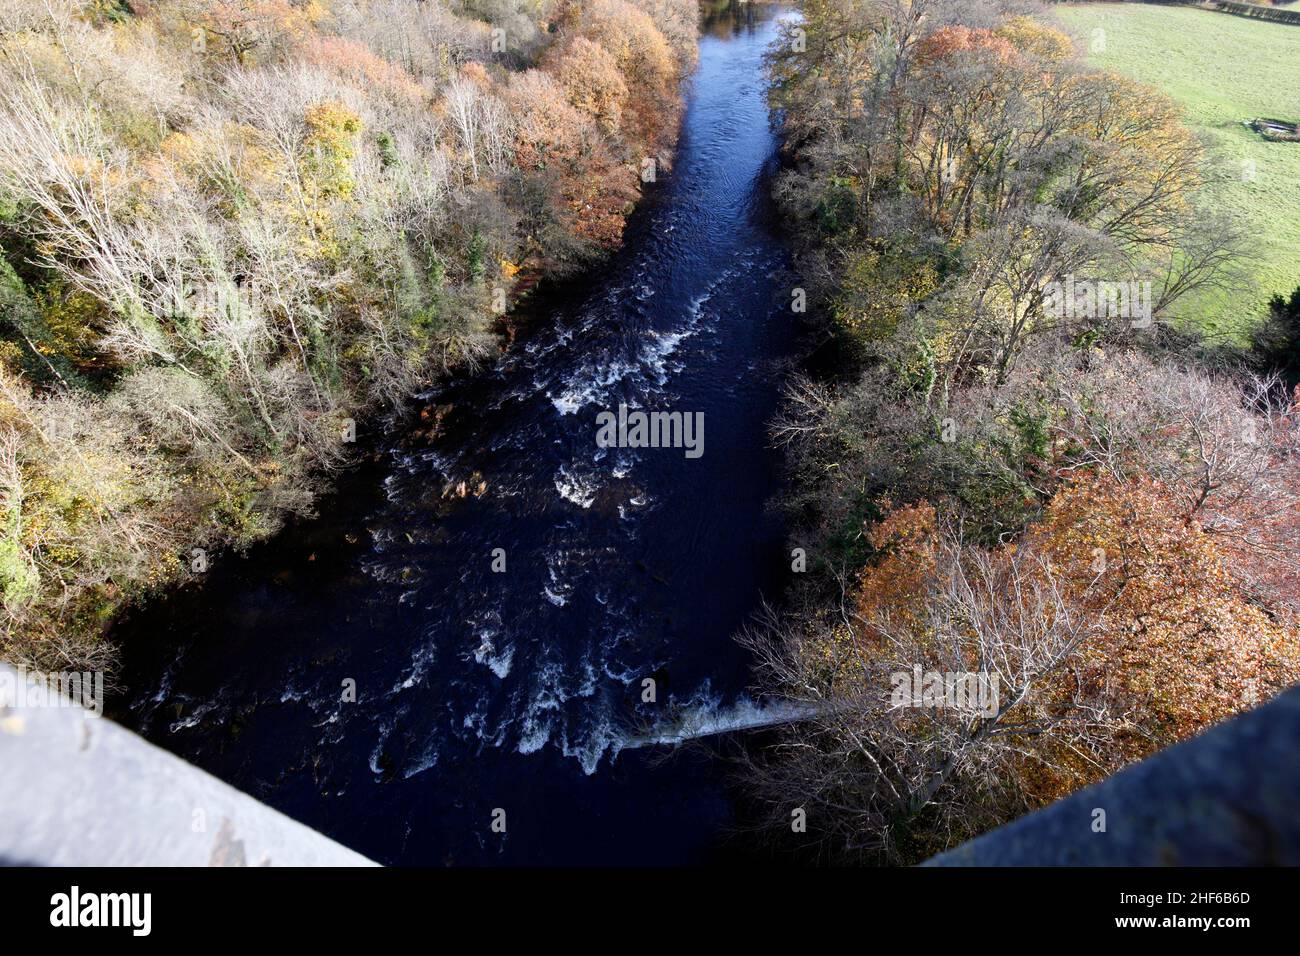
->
994;16;1074;63
834;250;940;345
33;286;112;377
303;102;362;200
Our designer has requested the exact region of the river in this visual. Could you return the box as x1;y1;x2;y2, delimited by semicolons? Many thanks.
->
112;1;798;866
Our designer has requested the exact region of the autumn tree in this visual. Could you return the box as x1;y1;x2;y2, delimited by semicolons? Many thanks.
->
566;0;680;150
0;0;698;672
542;36;628;137
746;477;1300;860
503;68;638;255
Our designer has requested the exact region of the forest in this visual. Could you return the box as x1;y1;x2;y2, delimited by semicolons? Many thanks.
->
0;0;697;676
747;0;1300;862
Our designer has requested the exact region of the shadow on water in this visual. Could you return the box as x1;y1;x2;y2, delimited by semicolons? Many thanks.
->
111;2;798;866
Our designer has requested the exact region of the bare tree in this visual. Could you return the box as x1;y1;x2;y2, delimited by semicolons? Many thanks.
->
740;528;1108;861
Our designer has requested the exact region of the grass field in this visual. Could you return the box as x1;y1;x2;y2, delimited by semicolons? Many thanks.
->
1056;3;1300;342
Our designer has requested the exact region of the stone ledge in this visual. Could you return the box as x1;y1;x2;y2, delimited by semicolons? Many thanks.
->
0;664;376;867
924;686;1300;866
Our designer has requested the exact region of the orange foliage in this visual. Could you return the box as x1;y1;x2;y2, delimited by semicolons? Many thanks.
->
458;60;492;88
1017;476;1300;800
916;19;1072;70
503;70;638;249
1033;480;1296;717
568;0;679;149
542;36;629;137
301;37;426;104
850;478;1300;805
914;26;1016;68
854;502;937;636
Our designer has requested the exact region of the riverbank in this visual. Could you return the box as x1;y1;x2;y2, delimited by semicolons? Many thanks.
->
0;0;700;679
745;0;1300;864
109;3;805;865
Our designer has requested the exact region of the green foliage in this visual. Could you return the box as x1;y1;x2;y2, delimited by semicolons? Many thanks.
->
467;231;487;282
0;524;38;610
1256;285;1300;376
833;247;940;350
375;131;399;169
815;177;858;237
1007;404;1052;466
821;490;883;574
88;0;133;25
0;256;88;388
303;102;362;201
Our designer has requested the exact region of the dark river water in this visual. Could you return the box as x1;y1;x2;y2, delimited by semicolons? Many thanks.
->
113;2;798;866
